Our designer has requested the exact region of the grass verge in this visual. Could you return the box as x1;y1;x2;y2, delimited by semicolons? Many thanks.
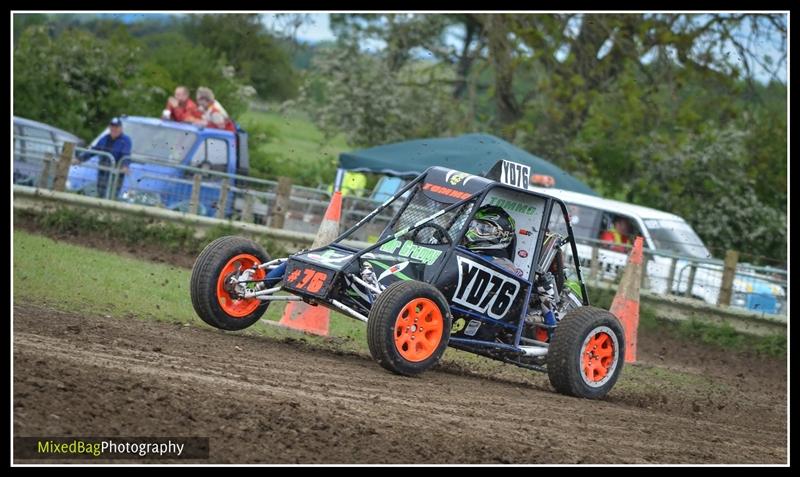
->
13;229;366;353
16;207;288;259
239;108;348;188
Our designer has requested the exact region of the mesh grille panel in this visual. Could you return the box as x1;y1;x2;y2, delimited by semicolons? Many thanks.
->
391;185;474;243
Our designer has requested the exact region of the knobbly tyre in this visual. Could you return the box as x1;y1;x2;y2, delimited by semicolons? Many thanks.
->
190;160;625;399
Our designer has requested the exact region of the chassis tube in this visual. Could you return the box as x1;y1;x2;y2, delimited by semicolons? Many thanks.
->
334;173;425;243
257;258;287;270
340;194;480;270
557;199;590;306
242;285;282;298
519;336;550;347
256;295;303;302
329;299;369;323
349;274;383;295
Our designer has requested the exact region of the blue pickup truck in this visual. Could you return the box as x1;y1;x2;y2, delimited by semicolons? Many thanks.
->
67;116;250;217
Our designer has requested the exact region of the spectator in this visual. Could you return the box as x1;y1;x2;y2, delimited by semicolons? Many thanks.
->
77;117;132;200
191;86;237;132
599;215;632;253
162;86;201;123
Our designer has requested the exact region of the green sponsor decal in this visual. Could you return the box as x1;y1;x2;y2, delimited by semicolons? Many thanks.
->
488;196;537;216
380;238;403;254
451;318;466;333
320;249;338;260
367;260;413;281
565;279;583;299
307;249;351;265
379;239;442;266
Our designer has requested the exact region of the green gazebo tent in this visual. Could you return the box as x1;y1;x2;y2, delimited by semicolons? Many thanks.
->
337;133;598;196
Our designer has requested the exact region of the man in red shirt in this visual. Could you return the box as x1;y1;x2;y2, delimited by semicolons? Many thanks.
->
162;86;201;123
599;216;632;253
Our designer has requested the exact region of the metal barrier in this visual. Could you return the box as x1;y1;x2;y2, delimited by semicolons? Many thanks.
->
13;137;396;243
13;137;787;315
111;154;396;240
564;236;787;316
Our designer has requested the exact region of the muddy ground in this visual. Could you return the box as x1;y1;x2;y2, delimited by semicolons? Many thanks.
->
13;300;787;464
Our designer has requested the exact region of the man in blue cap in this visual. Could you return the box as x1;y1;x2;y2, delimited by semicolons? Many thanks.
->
78;117;132;199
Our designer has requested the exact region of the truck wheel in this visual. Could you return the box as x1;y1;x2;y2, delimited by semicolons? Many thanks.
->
190;236;271;331
547;306;625;399
367;280;451;376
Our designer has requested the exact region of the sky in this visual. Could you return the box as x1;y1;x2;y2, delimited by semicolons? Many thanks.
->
263;13;336;43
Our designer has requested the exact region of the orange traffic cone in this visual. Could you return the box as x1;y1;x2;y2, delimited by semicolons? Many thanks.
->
609;236;644;363
277;191;343;336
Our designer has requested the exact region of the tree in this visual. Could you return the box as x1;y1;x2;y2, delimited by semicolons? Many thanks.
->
13;24;253;141
13;26;161;140
182;14;298;101
330;13;486;99
272;13;789;262
141;32;251;119
296;41;460;147
629;126;786;263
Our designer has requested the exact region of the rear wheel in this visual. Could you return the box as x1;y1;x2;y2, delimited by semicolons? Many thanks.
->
190;236;270;331
547;306;625;399
367;281;451;376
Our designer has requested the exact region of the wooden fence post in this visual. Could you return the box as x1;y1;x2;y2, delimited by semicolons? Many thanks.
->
52;142;75;192
215;178;230;219
242;192;255;223
189;173;202;215
270;176;292;229
718;250;740;306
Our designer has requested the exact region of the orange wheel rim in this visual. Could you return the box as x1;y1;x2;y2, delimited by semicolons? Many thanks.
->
393;298;444;362
216;254;265;318
581;329;617;385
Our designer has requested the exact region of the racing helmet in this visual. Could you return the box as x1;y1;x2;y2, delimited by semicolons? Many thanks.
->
463;205;516;252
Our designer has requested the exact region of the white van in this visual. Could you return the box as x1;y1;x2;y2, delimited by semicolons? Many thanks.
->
533;187;786;314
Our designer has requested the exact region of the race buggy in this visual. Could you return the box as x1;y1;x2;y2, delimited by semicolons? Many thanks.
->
190;160;626;399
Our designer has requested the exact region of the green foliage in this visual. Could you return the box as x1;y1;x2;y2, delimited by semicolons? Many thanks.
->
678;319;745;348
141;32;249;118
626;126;786;263
317;13;786;265
752;333;787;358
13;24;252;141
238;109;345;187
182;14;298;101
297;41;462;147
14;26;162;140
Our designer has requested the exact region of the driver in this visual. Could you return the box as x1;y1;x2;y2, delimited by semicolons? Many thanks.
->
461;205;522;276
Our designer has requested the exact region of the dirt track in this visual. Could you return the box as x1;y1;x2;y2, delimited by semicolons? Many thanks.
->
13;303;786;464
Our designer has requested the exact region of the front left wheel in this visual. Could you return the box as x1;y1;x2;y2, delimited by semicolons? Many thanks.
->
190;236;271;331
367;280;452;376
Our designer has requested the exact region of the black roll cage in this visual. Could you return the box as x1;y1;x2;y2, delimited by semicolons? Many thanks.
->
327;167;590;307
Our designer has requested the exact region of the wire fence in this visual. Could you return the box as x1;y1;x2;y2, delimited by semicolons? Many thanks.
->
13;137;788;316
12;136;396;242
561;236;787;315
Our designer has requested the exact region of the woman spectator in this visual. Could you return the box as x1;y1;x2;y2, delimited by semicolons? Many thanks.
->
191;87;236;133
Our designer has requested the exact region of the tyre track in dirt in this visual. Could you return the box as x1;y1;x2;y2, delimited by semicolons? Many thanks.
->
13;304;786;464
